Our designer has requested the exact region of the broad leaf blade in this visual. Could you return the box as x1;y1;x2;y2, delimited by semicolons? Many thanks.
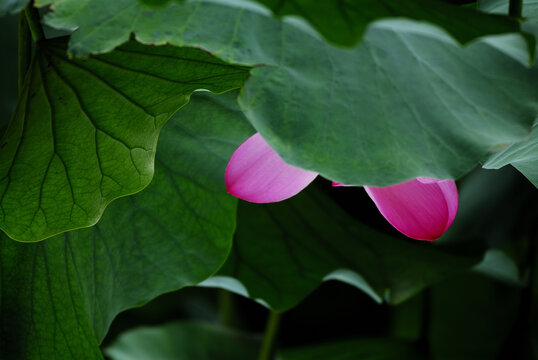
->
0;92;253;359
0;38;248;242
204;187;482;311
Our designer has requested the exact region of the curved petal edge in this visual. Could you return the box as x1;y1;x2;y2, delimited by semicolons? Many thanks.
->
364;178;459;241
225;133;318;203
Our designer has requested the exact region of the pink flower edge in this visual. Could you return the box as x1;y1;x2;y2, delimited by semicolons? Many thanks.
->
225;133;318;203
364;178;458;241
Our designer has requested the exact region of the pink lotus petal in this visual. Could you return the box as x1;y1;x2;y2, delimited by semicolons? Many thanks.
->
225;133;318;203
364;178;458;241
332;182;351;187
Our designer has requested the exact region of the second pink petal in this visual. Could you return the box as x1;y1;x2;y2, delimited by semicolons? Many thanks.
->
364;178;458;241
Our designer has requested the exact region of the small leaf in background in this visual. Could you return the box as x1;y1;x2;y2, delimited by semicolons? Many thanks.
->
0;37;248;241
104;322;262;360
203;186;482;311
0;92;253;360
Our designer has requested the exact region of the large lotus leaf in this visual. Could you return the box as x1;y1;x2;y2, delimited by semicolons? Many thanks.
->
39;0;538;187
483;123;538;187
255;0;526;47
0;37;248;241
0;91;253;360
201;187;483;311
104;322;261;360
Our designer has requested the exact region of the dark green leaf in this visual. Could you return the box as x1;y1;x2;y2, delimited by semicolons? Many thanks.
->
203;187;482;311
278;338;422;360
0;92;253;360
43;0;538;186
256;0;526;46
0;37;248;241
104;322;261;360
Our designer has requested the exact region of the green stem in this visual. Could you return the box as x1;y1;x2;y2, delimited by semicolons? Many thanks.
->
257;312;281;360
24;3;44;43
218;289;234;327
17;11;32;94
509;0;523;18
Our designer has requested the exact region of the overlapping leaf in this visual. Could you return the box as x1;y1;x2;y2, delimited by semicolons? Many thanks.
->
0;92;253;360
39;0;538;186
202;187;482;311
483;123;538;187
255;0;526;47
0;37;248;241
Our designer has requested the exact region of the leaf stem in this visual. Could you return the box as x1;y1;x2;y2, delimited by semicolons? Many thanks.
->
257;311;281;360
24;3;44;43
17;11;32;94
509;0;523;18
218;289;234;327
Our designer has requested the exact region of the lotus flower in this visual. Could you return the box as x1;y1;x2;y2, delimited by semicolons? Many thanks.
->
225;133;458;241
